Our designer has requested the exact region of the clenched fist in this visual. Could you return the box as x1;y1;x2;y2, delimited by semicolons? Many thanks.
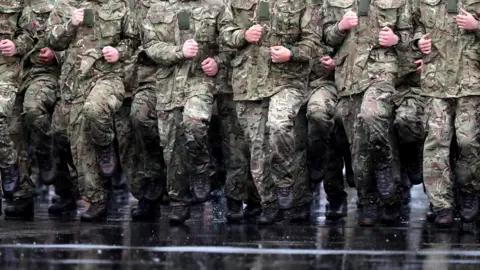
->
72;9;84;26
414;59;423;73
102;46;119;63
38;47;55;65
182;39;198;58
245;24;263;43
0;40;16;57
418;33;431;54
270;46;291;63
378;27;398;47
202;57;218;76
338;11;358;32
320;56;335;73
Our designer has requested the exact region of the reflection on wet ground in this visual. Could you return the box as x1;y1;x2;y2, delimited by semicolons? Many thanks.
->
0;185;480;269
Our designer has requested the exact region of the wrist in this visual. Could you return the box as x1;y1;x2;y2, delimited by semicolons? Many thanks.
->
337;22;345;32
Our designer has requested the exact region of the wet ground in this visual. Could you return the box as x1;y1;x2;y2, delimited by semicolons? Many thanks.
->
0;185;480;269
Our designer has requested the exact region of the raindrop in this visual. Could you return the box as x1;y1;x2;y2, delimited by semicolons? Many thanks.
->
98;250;102;254
153;258;160;263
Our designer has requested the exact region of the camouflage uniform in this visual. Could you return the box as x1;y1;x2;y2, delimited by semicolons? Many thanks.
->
220;0;322;210
116;0;166;202
413;0;480;211
142;0;225;205
323;0;412;207
47;0;137;204
0;1;35;200
394;40;426;191
217;53;261;206
20;0;77;199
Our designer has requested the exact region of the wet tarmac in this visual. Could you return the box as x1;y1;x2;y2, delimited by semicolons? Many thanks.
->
0;185;480;269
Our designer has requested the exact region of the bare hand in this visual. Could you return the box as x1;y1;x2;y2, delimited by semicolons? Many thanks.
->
0;40;16;57
270;46;291;63
102;46;119;63
202;57;218;76
245;24;263;43
37;47;55;65
182;39;198;58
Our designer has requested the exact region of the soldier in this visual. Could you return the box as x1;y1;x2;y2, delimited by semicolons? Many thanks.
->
47;0;137;221
142;0;226;224
0;0;36;218
117;0;167;221
306;53;349;221
413;2;480;227
323;0;412;226
220;0;323;224
20;0;78;216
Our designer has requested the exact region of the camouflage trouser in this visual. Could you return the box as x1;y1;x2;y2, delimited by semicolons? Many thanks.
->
338;84;401;206
306;84;345;201
236;88;307;208
183;94;215;178
52;99;78;199
23;78;57;157
423;97;480;211
114;98;136;190
217;93;260;203
70;78;124;203
9;91;35;199
394;85;426;188
116;87;165;200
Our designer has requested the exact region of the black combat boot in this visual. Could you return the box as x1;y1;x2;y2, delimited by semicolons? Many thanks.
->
4;197;34;219
169;205;191;225
277;186;294;210
243;201;262;220
326;197;348;221
359;204;378;227
460;192;479;223
290;203;311;224
426;203;437;222
36;153;57;185
382;201;402;224
376;167;395;199
48;197;77;216
226;199;243;223
80;202;108;222
1;163;20;197
191;175;211;203
435;208;454;228
95;144;117;177
257;204;282;225
131;198;160;221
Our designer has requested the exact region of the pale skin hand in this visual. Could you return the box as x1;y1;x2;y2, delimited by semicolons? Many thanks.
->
320;56;335;73
379;27;398;47
182;39;198;58
202;57;218;76
418;33;431;54
245;24;263;43
270;46;291;63
71;9;84;26
0;40;16;57
102;46;119;63
338;11;358;31
414;59;423;73
37;47;55;65
456;8;479;30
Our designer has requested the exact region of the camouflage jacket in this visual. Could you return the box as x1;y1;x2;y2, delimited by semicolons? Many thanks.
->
323;0;413;97
46;0;137;102
124;0;162;95
142;0;226;111
413;0;480;98
0;0;34;86
219;0;323;101
20;0;63;92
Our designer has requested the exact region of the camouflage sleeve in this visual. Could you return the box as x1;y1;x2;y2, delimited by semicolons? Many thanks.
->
213;9;233;68
412;1;424;47
116;9;138;61
142;18;184;66
290;1;323;62
14;9;34;56
394;0;413;52
46;1;78;51
322;1;347;47
219;0;248;49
